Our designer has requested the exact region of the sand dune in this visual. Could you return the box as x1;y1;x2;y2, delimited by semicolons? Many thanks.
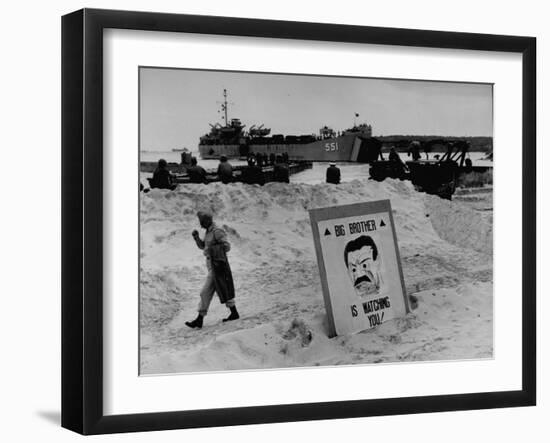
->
139;178;492;374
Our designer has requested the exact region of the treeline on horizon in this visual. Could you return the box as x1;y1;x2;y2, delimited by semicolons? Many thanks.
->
377;135;493;152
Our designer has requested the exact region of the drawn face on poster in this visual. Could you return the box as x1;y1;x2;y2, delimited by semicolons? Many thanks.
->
344;235;382;298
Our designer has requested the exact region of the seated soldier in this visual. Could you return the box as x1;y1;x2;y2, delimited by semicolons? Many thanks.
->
240;157;265;185
389;147;401;163
408;141;422;161
255;152;264;168
387;148;408;179
273;155;290;183
149;159;177;190
217;156;233;184
326;162;341;184
186;157;207;184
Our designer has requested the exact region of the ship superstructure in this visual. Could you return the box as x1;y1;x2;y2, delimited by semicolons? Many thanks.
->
198;89;381;163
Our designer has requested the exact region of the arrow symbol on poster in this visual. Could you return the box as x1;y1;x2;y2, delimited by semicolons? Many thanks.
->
379;219;386;227
324;228;331;236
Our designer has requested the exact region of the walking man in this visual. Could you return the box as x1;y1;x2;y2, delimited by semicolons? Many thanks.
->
185;211;239;329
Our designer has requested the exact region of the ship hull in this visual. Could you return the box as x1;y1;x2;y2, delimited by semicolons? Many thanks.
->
199;134;381;163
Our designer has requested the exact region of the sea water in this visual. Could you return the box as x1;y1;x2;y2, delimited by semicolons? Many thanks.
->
140;150;492;185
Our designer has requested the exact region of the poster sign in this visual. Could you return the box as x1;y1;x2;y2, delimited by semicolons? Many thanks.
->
309;200;409;337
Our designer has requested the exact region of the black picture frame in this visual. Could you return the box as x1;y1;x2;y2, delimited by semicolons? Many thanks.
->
61;8;536;435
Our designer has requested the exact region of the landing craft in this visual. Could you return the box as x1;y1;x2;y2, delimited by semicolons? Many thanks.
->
198;89;382;163
370;139;492;200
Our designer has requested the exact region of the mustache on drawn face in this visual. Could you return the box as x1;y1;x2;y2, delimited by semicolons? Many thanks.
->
354;274;373;288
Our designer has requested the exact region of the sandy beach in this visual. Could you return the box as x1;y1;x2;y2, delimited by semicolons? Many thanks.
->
139;166;493;375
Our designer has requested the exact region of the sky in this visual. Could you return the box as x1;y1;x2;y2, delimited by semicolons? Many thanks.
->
140;67;493;152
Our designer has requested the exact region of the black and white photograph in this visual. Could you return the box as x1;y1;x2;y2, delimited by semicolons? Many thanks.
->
139;67;494;375
0;0;545;439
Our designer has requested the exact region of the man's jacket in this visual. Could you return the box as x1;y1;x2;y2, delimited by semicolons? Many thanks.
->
196;224;235;303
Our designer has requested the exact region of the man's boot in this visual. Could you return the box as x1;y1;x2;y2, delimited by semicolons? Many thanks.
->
185;314;203;329
222;306;240;322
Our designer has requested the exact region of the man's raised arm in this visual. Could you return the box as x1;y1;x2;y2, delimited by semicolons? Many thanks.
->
192;230;205;249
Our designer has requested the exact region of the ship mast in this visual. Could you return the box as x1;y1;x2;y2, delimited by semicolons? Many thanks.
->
222;89;228;126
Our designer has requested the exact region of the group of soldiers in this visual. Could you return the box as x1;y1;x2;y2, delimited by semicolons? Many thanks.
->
247;151;289;168
144;147;432;191
143;152;293;190
143;158;348;192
